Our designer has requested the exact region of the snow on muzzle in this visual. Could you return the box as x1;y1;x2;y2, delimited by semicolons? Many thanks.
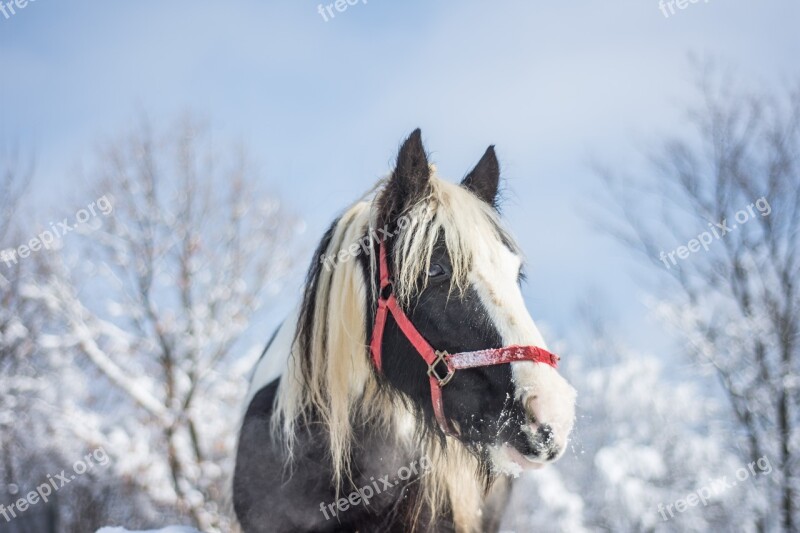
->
510;361;576;468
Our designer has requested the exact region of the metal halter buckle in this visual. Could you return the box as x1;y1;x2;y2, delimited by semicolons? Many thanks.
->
427;350;455;386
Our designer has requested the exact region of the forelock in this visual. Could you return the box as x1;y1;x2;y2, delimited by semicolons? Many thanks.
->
386;174;519;305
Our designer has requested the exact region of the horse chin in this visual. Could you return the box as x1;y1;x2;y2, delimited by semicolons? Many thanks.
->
489;443;546;477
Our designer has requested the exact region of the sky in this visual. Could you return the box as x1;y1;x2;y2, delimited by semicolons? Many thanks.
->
1;0;798;357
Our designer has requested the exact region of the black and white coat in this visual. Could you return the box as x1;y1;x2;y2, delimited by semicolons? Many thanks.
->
234;130;576;533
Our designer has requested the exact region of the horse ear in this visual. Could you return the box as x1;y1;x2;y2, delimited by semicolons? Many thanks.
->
393;128;430;199
462;146;500;207
380;129;431;223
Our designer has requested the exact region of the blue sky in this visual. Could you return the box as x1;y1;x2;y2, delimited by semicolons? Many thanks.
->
1;0;798;355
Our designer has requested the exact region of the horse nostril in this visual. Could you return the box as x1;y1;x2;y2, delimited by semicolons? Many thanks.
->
537;424;554;445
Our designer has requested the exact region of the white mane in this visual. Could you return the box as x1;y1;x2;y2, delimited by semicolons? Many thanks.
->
258;171;521;532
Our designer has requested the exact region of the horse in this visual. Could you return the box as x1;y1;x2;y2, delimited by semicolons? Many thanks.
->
233;130;577;533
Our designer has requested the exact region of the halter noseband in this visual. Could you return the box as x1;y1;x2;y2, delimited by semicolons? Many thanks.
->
369;241;560;436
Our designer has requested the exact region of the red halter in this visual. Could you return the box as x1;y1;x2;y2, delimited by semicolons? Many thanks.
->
369;241;560;435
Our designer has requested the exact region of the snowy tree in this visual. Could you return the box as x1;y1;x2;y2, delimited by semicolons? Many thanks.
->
596;67;800;531
25;117;303;531
0;145;39;500
1;147;146;532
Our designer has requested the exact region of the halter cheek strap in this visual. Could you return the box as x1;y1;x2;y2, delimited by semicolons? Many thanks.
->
369;241;560;435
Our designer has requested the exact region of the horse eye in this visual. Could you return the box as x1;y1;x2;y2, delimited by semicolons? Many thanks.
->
428;263;446;278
